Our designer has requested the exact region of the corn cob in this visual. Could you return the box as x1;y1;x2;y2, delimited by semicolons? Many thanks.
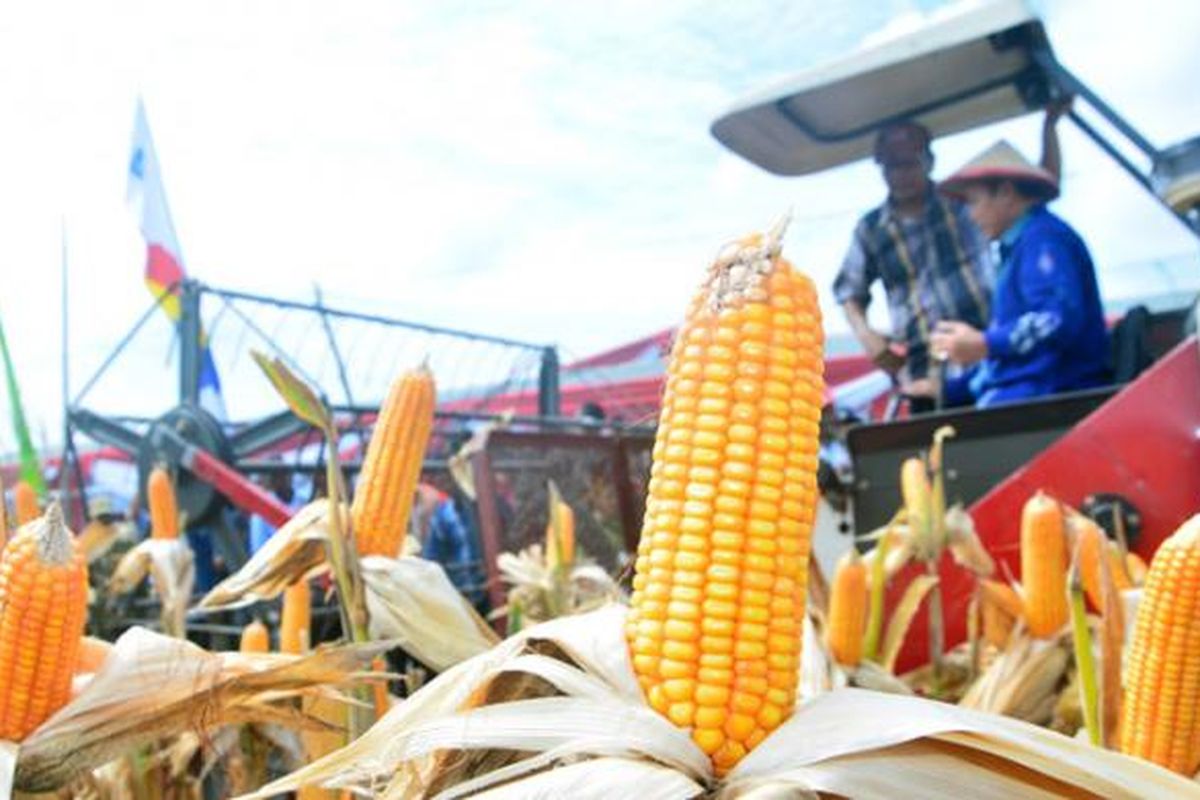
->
280;580;312;655
1072;513;1132;611
240;619;270;654
825;550;867;667
352;365;436;558
1020;492;1069;638
0;503;88;741
13;480;39;526
1119;514;1200;775
546;493;576;571
900;457;933;556
147;466;180;540
979;579;1023;649
626;224;824;774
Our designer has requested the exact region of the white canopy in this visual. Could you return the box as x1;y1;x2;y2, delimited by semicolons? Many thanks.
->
710;0;1056;176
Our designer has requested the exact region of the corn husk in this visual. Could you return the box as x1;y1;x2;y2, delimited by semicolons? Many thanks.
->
959;631;1071;725
362;555;499;672
77;519;127;564
496;544;623;627
237;606;705;799
9;626;389;792
197;500;341;610
465;757;704;799
720;688;1197;799
944;505;996;577
235;606;1200;800
878;573;939;673
108;538;195;637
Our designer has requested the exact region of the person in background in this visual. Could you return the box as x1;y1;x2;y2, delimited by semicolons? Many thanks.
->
929;135;1109;406
418;481;488;612
835;106;1069;412
833;120;995;411
248;471;300;555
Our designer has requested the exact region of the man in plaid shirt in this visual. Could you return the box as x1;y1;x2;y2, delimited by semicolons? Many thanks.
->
833;122;993;411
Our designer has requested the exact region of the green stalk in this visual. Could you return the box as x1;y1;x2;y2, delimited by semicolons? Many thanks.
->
321;426;374;738
862;523;892;663
1069;561;1101;746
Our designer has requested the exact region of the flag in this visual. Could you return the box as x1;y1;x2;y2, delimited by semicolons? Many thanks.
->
0;317;46;496
126;99;226;420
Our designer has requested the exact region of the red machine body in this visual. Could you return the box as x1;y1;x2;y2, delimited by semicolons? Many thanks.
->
893;337;1200;674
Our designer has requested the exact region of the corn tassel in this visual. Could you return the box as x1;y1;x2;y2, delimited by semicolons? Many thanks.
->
280;580;312;655
0;503;88;741
240;619;270;654
13;480;39;526
352;365;436;558
825;550;867;667
147;466;180;540
1119;514;1200;775
626;222;824;774
1020;492;1069;638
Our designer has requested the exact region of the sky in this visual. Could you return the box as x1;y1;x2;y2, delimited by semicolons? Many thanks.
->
0;0;1198;454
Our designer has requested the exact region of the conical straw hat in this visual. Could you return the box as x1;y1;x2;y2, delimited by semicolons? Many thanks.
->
940;140;1059;200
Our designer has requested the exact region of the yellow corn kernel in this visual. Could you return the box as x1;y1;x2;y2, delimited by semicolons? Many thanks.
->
825;550;867;667
626;225;823;775
146;466;180;540
1020;492;1069;638
0;504;88;741
1119;514;1200;775
352;365;436;558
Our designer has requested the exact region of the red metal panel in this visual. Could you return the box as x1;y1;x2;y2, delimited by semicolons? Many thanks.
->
892;336;1200;674
183;446;294;528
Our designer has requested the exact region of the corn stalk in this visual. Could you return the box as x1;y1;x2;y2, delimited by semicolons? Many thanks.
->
1068;546;1100;746
252;351;373;738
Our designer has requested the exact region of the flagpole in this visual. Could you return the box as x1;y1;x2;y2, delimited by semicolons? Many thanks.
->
60;217;70;502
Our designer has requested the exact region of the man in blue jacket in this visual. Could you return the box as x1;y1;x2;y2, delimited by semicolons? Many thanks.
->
929;140;1109;407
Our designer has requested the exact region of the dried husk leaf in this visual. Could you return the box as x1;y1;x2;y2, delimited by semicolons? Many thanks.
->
14;627;388;791
849;660;914;696
960;633;1071;725
77;519;124;564
725;688;1199;799
109;539;195;637
196;500;340;610
362;555;499;672
879;573;939;673
1098;551;1124;748
798;611;833;701
945;505;996;577
497;546;624;628
462;757;704;800
237;606;699;799
234;606;1200;800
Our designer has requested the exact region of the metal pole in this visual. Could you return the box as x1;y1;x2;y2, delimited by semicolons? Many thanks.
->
179;279;202;406
313;284;369;450
60;217;71;502
538;346;560;417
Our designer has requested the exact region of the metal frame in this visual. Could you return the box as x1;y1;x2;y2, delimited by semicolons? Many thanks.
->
468;426;654;616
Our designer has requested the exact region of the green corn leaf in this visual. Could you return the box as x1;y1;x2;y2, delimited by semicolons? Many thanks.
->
251;350;330;431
